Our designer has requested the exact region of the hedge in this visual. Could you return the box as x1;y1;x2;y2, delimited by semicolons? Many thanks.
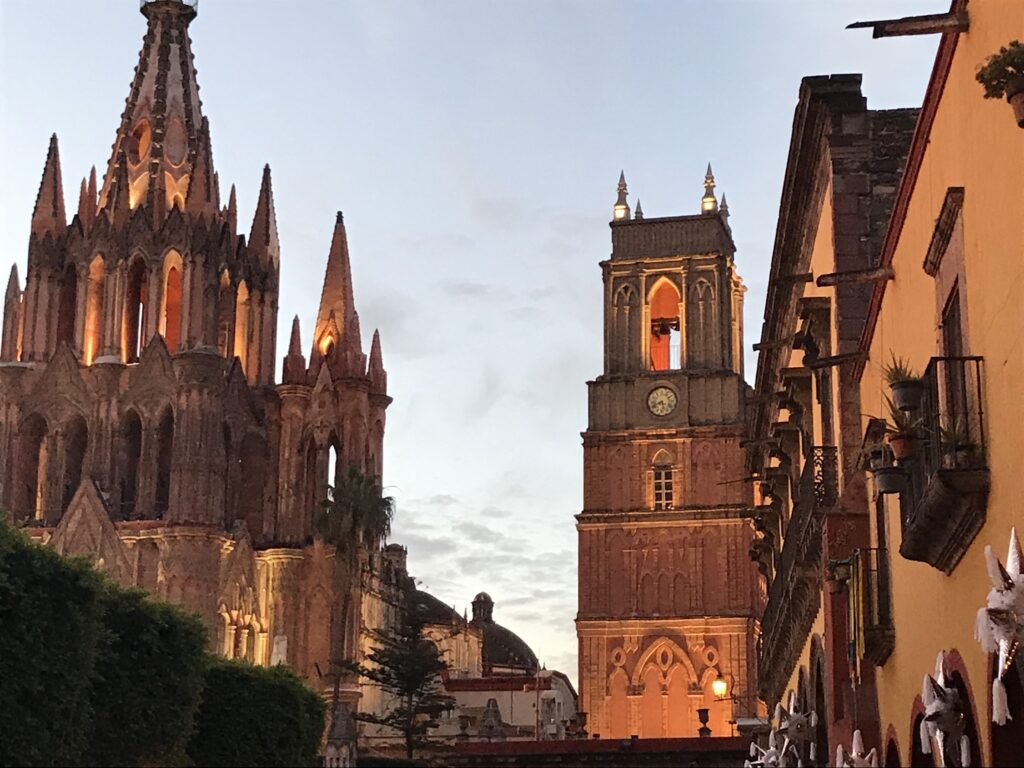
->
187;658;327;767
0;522;105;766
86;585;207;766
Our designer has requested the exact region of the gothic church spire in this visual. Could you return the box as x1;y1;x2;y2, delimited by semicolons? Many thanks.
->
31;135;66;238
248;165;279;267
314;212;357;354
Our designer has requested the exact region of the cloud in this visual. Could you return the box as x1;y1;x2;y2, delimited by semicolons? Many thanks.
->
394;531;460;558
456;521;504;544
440;280;494;298
417;493;460;507
480;505;512;519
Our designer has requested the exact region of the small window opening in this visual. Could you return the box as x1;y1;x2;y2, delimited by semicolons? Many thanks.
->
124;258;148;362
649;281;681;371
653;464;674;511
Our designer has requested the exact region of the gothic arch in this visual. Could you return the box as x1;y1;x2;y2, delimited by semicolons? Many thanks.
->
639;572;656;614
237;430;268;541
84;255;105;364
60;414;88;522
613;283;636;307
124;253;149;363
154;406;174;518
234;279;250;374
687;277;717;368
55;263;78;350
606;667;629;739
159;249;183;353
14;413;49;523
607;531;627;617
648;277;681;372
631;637;698;688
118;409;143;520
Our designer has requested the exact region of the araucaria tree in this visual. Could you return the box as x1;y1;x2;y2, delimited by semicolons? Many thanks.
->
341;600;455;759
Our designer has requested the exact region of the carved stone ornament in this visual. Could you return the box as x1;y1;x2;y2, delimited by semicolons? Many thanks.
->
836;729;878;767
975;527;1024;725
921;651;971;767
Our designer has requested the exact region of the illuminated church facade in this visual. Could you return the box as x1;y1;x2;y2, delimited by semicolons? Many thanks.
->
0;0;396;713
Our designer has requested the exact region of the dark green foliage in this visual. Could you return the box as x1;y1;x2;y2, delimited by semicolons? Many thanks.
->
977;41;1024;98
86;586;207;766
187;658;326;767
0;521;105;767
341;602;454;760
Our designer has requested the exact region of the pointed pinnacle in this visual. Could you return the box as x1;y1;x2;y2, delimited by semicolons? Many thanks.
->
249;164;279;265
634;198;644;219
5;264;20;300
289;315;302;355
108;148;132;226
618;170;626;187
226;183;238;233
31;134;67;237
316;211;356;343
369;328;383;368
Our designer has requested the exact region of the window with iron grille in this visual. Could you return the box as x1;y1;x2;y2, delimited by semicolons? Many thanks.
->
653;466;674;510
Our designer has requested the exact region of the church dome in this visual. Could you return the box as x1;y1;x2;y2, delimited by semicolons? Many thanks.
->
413;589;463;626
471;592;538;672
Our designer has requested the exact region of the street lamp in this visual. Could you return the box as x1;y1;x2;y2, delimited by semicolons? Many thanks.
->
712;673;729;700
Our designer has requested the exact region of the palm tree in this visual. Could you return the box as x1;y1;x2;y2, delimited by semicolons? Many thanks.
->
314;464;394;555
313;464;395;746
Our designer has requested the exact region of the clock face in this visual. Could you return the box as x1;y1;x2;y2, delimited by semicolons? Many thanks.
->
647;387;677;416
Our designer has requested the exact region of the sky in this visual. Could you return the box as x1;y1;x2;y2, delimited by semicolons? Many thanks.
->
0;0;943;684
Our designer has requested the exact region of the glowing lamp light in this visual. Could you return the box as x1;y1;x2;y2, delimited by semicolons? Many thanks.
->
712;673;728;700
613;204;628;220
319;335;335;355
701;194;717;214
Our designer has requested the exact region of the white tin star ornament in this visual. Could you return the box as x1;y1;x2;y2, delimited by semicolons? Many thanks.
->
975;527;1024;725
835;729;878;768
921;651;971;767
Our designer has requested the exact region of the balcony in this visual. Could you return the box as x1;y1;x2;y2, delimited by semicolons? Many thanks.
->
898;357;989;574
757;446;838;702
852;548;894;666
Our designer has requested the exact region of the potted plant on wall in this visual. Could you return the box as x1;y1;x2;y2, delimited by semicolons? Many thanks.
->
977;40;1024;128
938;419;979;469
885;395;923;460
865;442;905;495
883;355;923;412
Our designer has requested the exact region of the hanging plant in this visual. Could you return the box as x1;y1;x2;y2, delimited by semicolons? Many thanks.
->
975;528;1024;726
976;41;1024;128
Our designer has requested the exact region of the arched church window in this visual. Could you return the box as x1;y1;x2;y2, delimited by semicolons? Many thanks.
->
327;440;341;502
154;407;174;518
234;280;250;375
124;256;148;363
160;252;183;354
127;119;152;165
302;437;320;526
652;449;675;511
61;416;88;520
217;271;234;358
15;414;49;524
56;263;78;350
119;410;142;519
84;256;105;365
648;279;680;371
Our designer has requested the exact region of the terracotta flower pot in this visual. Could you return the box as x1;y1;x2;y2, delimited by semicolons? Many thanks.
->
888;433;918;460
890;379;924;411
1007;75;1024;129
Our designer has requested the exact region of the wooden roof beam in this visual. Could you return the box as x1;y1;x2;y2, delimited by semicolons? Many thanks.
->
816;267;894;287
847;10;968;39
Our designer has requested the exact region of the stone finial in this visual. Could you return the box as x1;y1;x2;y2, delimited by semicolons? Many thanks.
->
248;164;279;267
106;149;133;227
282;314;307;384
613;170;631;221
31;134;66;238
634;198;644;220
701;162;718;214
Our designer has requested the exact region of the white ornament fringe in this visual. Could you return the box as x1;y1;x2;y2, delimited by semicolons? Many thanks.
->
976;529;1024;726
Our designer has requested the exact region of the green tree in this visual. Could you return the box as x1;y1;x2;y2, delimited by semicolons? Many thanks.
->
340;601;454;760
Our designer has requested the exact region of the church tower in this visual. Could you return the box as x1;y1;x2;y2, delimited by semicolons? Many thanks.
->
576;170;760;739
0;0;398;713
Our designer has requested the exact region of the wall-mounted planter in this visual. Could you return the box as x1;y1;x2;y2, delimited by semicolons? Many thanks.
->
888;433;919;461
874;467;906;495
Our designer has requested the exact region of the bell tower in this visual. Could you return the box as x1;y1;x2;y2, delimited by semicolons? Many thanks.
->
576;170;760;740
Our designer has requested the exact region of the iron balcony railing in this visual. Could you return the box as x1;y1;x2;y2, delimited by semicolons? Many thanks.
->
902;356;987;530
758;446;838;694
